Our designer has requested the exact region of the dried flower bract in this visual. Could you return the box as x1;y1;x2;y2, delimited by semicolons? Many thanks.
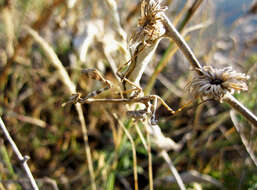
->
187;66;250;101
132;0;167;45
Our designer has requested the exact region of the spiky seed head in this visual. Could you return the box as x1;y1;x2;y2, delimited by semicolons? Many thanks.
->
187;66;250;102
131;0;167;46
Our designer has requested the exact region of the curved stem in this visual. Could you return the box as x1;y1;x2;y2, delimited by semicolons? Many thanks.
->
26;27;97;190
160;151;186;190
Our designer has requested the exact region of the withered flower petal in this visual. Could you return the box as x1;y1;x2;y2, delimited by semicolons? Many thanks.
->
187;66;249;102
131;0;167;45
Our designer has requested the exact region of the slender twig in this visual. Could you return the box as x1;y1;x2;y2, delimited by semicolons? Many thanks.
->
0;117;39;190
160;150;186;190
144;0;204;94
26;27;97;190
146;129;153;190
161;8;257;127
162;14;202;73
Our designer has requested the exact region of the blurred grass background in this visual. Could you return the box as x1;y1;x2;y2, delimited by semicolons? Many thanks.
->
0;0;257;189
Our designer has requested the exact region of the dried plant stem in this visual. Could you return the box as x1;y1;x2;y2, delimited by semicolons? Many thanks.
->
161;13;257;127
114;114;139;190
135;124;148;150
105;0;127;42
160;151;186;190
125;41;161;87
121;1;185;188
2;0;15;57
225;94;257;127
162;14;202;73
26;27;97;190
0;117;39;190
146;129;153;190
145;0;204;94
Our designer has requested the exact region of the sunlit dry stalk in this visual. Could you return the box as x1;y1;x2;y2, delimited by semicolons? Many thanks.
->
160;151;186;190
122;0;167;90
122;1;185;188
0;117;39;190
26;27;97;190
144;0;204;94
122;1;255;189
104;0;131;76
137;0;257;127
105;0;127;42
113;114;139;190
2;0;15;57
135;123;148;149
162;14;203;73
146;129;153;190
15;0;66;59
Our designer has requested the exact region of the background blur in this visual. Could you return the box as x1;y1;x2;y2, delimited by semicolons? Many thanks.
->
0;0;257;189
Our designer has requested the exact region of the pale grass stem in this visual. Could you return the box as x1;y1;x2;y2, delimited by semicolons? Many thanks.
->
26;27;97;190
113;114;139;190
0;117;39;190
122;1;186;189
160;150;186;190
146;129;153;190
2;0;15;57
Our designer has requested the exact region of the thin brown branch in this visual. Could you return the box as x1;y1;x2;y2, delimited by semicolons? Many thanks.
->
161;9;257;127
226;94;257;127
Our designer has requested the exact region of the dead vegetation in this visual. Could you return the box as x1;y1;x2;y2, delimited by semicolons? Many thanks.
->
0;0;257;189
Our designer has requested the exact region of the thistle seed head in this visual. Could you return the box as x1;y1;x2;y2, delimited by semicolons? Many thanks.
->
131;0;167;45
187;66;250;102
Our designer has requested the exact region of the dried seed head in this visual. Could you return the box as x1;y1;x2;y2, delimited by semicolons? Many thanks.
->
187;66;250;102
131;0;167;45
